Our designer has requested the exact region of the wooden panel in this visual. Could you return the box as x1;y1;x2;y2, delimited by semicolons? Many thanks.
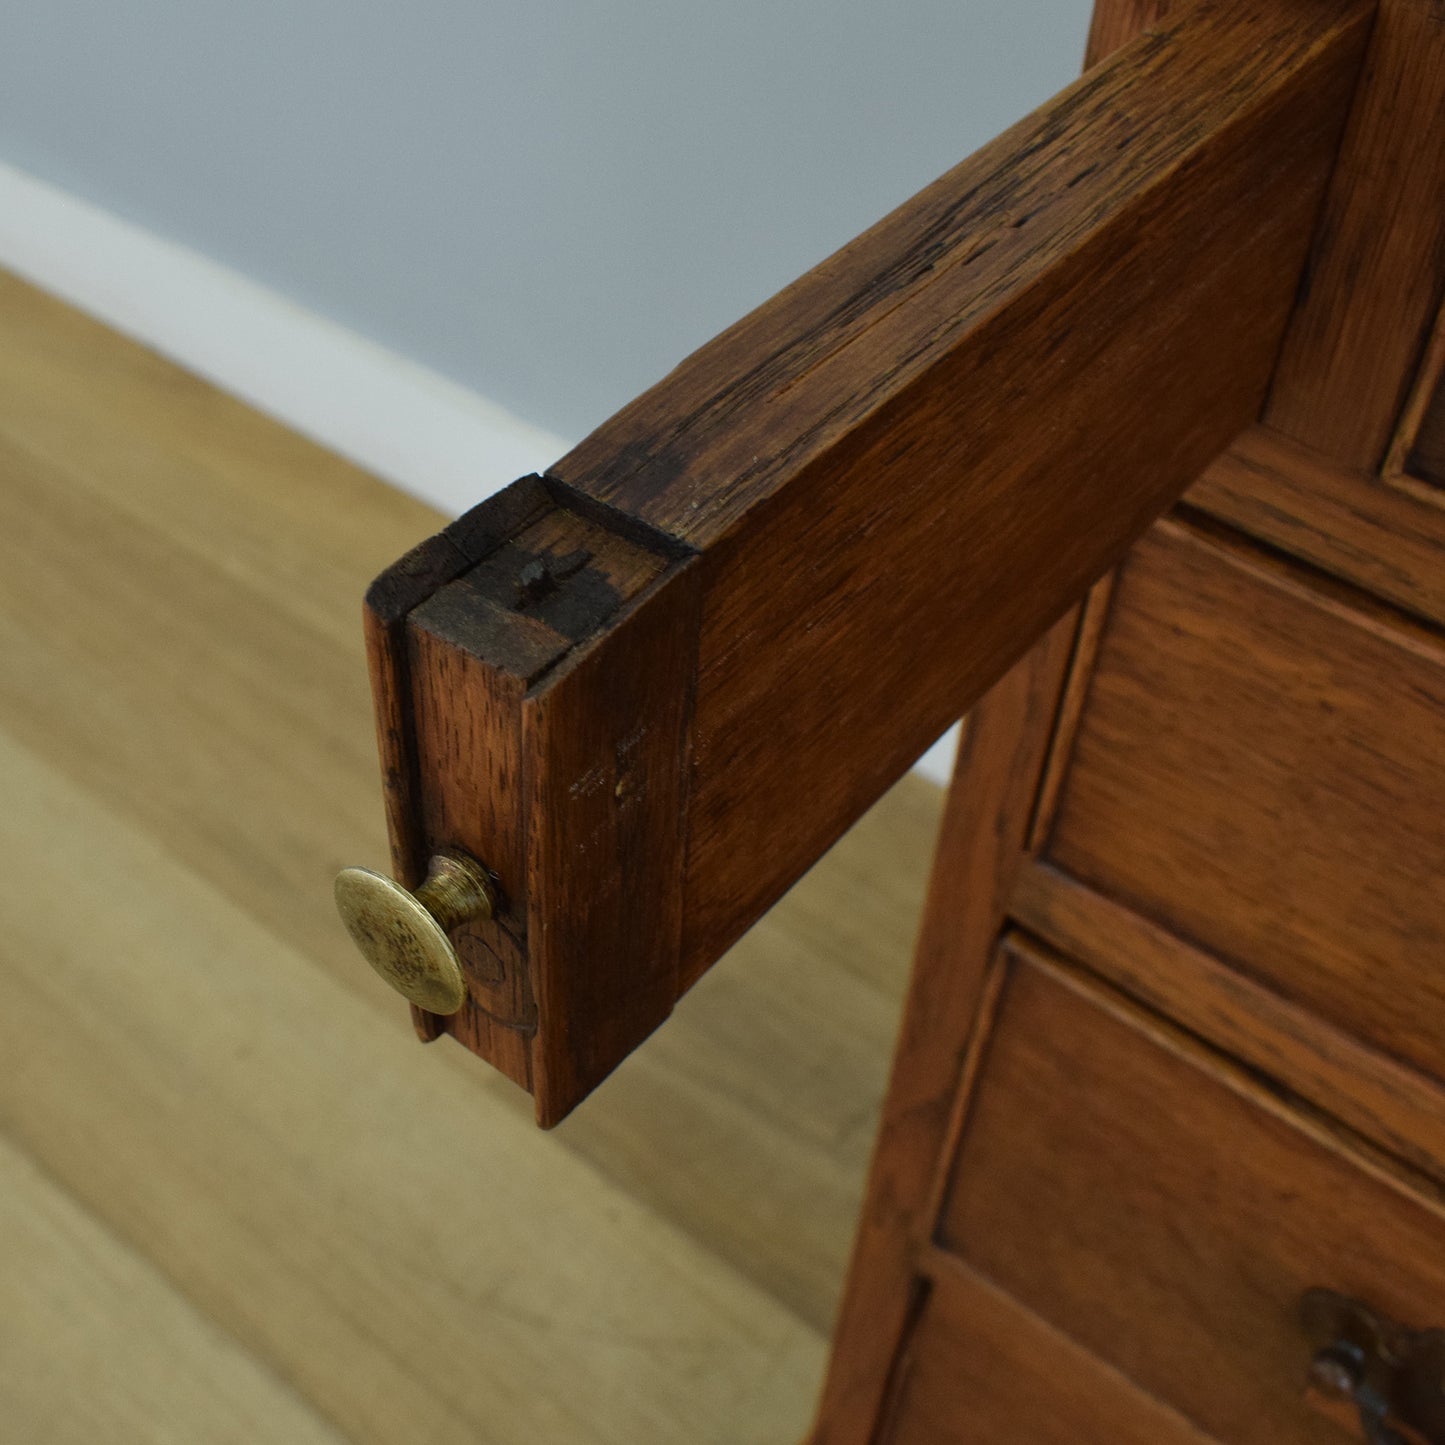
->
521;553;701;1122
1186;424;1445;630
1265;0;1445;470
877;1256;1212;1445
1011;861;1445;1187
1047;519;1445;1087
406;617;534;1071
810;616;1080;1445
370;0;1371;1117
940;944;1445;1445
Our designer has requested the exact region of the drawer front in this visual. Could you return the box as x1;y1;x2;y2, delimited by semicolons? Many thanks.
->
880;1259;1208;1445
939;944;1445;1445
1047;519;1445;1084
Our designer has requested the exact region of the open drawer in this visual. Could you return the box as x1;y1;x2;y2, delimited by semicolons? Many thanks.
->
337;0;1374;1124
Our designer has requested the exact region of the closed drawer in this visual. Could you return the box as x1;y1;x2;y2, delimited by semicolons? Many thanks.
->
1047;518;1445;1085
939;942;1445;1445
879;1257;1207;1445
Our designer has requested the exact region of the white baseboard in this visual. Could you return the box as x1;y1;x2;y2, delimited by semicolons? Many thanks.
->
0;158;957;784
913;727;958;787
0;160;568;516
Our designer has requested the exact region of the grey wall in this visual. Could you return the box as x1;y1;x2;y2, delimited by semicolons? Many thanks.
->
1;1;1091;442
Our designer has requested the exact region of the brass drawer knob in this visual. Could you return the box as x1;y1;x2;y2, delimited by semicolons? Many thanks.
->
334;850;496;1015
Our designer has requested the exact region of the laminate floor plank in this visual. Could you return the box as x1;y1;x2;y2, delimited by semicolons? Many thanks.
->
0;1134;350;1445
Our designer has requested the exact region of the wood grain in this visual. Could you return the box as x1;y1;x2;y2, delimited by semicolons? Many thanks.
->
373;0;1371;1115
1265;0;1445;470
406;615;536;1078
941;943;1445;1445
810;614;1080;1445
1012;861;1445;1189
1084;0;1175;67
1186;424;1445;630
521;552;701;1123
1047;517;1445;1089
364;476;554;890
879;1254;1213;1445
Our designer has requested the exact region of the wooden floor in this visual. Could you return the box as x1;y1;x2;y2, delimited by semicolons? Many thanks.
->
0;273;944;1445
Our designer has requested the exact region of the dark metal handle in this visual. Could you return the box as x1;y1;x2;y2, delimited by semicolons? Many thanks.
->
1308;1341;1407;1445
1301;1289;1445;1445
